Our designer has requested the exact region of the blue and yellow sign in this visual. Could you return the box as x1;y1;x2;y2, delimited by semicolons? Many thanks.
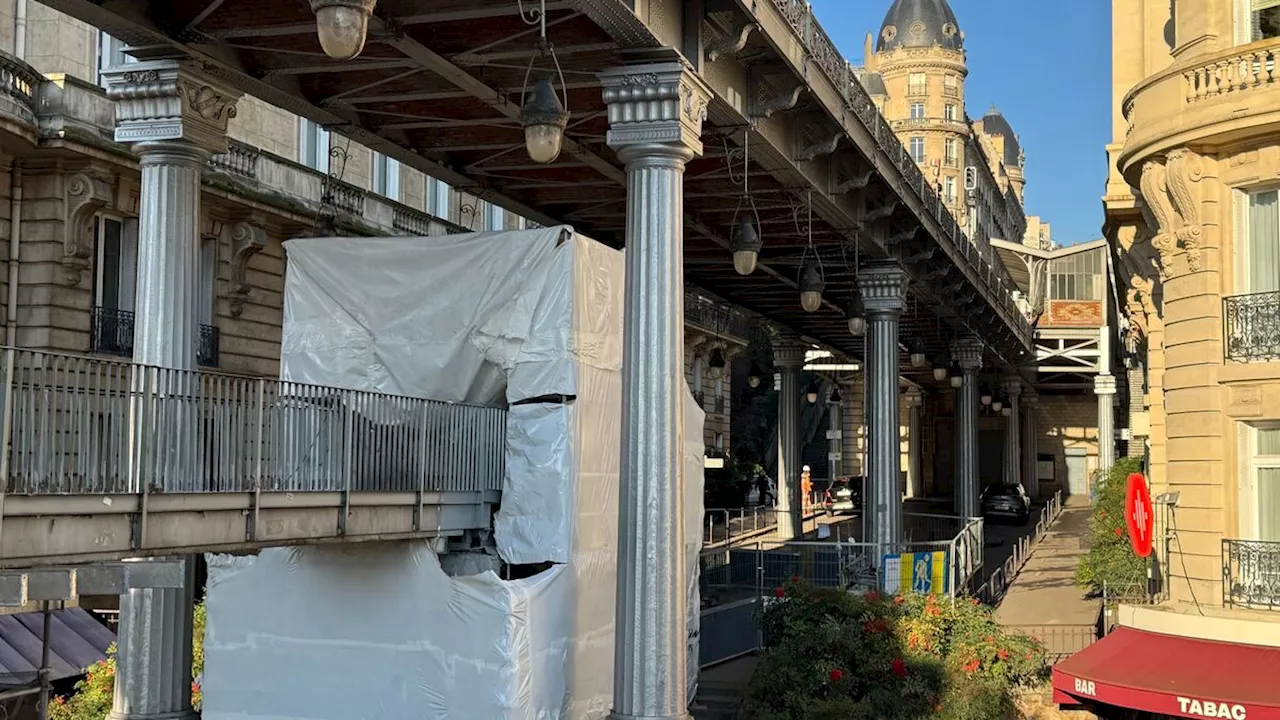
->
880;550;949;596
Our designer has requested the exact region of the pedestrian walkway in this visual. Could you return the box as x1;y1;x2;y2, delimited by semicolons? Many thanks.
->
692;655;757;719
995;497;1103;661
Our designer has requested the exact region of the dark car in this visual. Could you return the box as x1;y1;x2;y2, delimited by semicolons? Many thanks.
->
980;483;1031;524
823;477;863;516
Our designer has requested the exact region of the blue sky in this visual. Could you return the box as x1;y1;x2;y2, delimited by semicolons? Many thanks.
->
808;0;1112;245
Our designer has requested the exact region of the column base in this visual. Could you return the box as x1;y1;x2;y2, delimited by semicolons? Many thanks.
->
109;710;197;720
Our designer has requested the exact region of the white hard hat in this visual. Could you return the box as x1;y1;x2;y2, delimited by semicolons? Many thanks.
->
802;465;810;472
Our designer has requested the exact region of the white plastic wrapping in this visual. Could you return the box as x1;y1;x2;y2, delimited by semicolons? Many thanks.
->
684;392;707;706
202;545;572;720
207;229;706;720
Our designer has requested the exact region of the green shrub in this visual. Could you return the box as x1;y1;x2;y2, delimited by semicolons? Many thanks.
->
743;581;1048;720
1075;456;1147;596
49;603;206;720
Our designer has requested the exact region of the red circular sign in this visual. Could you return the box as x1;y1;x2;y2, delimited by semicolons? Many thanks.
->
1124;473;1154;559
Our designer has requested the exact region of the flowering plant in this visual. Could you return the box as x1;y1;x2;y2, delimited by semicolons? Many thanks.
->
1076;456;1147;596
49;603;206;720
744;580;1048;719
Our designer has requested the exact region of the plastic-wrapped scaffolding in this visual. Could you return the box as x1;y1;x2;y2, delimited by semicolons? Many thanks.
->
203;227;704;720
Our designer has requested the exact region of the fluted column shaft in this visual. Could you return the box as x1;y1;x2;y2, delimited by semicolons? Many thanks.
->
103;58;241;720
860;265;908;550
951;339;984;518
773;342;805;540
906;388;923;499
601;63;710;720
1096;374;1118;475
1003;378;1022;488
1023;390;1040;500
828;395;843;483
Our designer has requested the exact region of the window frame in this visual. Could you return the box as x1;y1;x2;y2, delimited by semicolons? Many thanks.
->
909;136;926;162
297;119;331;173
908;72;927;95
1240;423;1280;541
371;153;402;201
1236;186;1280;295
909;102;926;120
944;103;957;121
93;215;138;312
1243;0;1280;42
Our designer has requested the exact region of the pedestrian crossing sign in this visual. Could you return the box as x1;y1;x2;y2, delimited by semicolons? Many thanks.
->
880;550;949;596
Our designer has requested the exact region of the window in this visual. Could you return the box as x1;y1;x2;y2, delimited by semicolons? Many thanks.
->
1252;0;1280;41
908;73;927;95
944;103;957;121
426;176;451;219
483;202;505;231
96;32;137;86
943;75;958;95
298;119;331;173
94;216;138;313
371;153;401;200
910;102;925;120
1242;425;1280;540
944;138;958;165
1242;189;1280;293
944;177;957;204
1049;248;1105;301
909;137;926;162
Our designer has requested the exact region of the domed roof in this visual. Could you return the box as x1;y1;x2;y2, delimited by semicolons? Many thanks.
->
980;106;1021;168
876;0;964;53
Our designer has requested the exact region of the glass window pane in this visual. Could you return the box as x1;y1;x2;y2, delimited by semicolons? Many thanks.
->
1259;427;1280;455
1249;190;1279;293
1259;468;1280;540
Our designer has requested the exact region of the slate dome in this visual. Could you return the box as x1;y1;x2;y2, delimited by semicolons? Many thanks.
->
876;0;964;53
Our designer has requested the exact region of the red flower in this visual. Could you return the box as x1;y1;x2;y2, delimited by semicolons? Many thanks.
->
984;635;995;644
55;696;66;706
907;634;919;649
1099;510;1108;518
891;658;908;679
192;681;201;694
894;595;905;605
1115;527;1124;537
774;587;785;598
828;668;845;682
865;591;881;602
926;606;942;617
971;597;981;605
1026;651;1036;661
997;649;1010;660
791;575;800;583
863;617;889;633
963;658;981;674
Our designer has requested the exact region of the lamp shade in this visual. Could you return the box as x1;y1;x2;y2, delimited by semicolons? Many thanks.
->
730;214;762;275
522;77;570;164
798;257;824;312
932;366;948;382
311;0;376;61
707;347;727;379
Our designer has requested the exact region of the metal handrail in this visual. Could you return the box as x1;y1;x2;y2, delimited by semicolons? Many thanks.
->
1223;538;1280;611
0;348;507;496
1224;291;1280;362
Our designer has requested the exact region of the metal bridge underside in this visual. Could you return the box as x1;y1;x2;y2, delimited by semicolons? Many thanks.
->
45;0;1032;372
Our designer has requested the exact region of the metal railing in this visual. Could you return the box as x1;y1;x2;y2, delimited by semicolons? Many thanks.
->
889;117;969;132
89;307;220;367
704;507;778;546
684;291;757;341
0;348;507;496
1004;623;1100;665
764;0;1028;343
976;491;1065;604
1223;538;1280;611
1224;291;1280;362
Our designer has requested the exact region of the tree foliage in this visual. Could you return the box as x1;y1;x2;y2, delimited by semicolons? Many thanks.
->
743;581;1048;720
49;603;206;720
1075;456;1147;596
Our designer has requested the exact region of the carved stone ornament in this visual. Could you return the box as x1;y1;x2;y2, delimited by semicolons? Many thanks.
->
228;220;267;317
857;264;908;315
102;59;244;153
599;62;713;158
949;337;984;372
1138;160;1178;278
64;171;117;287
1164;148;1204;272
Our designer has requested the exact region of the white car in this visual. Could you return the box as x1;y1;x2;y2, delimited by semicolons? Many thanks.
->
746;477;777;506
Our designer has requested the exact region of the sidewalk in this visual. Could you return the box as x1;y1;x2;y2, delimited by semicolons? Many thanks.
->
995;497;1103;657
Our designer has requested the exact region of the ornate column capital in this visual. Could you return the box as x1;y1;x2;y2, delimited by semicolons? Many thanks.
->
950;337;984;372
103;59;244;154
857;263;908;316
771;333;807;370
905;387;923;408
1003;377;1023;398
1094;373;1118;396
1022;387;1039;407
598;61;712;161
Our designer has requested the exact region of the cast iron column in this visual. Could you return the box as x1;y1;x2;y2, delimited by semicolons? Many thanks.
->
1003;377;1022;488
951;338;984;518
905;388;923;499
103;58;241;720
599;61;710;720
1022;388;1039;500
859;264;908;551
1095;373;1118;474
828;388;843;482
772;338;806;540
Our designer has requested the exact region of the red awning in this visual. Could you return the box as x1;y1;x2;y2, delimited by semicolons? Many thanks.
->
1052;627;1280;719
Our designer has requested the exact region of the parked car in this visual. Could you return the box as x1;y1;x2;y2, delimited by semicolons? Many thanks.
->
980;483;1031;524
746;476;777;506
824;477;862;516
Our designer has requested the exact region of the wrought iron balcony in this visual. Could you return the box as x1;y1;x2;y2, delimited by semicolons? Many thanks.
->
1223;539;1280;611
685;292;756;341
0;348;507;497
1223;291;1280;362
91;307;221;367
